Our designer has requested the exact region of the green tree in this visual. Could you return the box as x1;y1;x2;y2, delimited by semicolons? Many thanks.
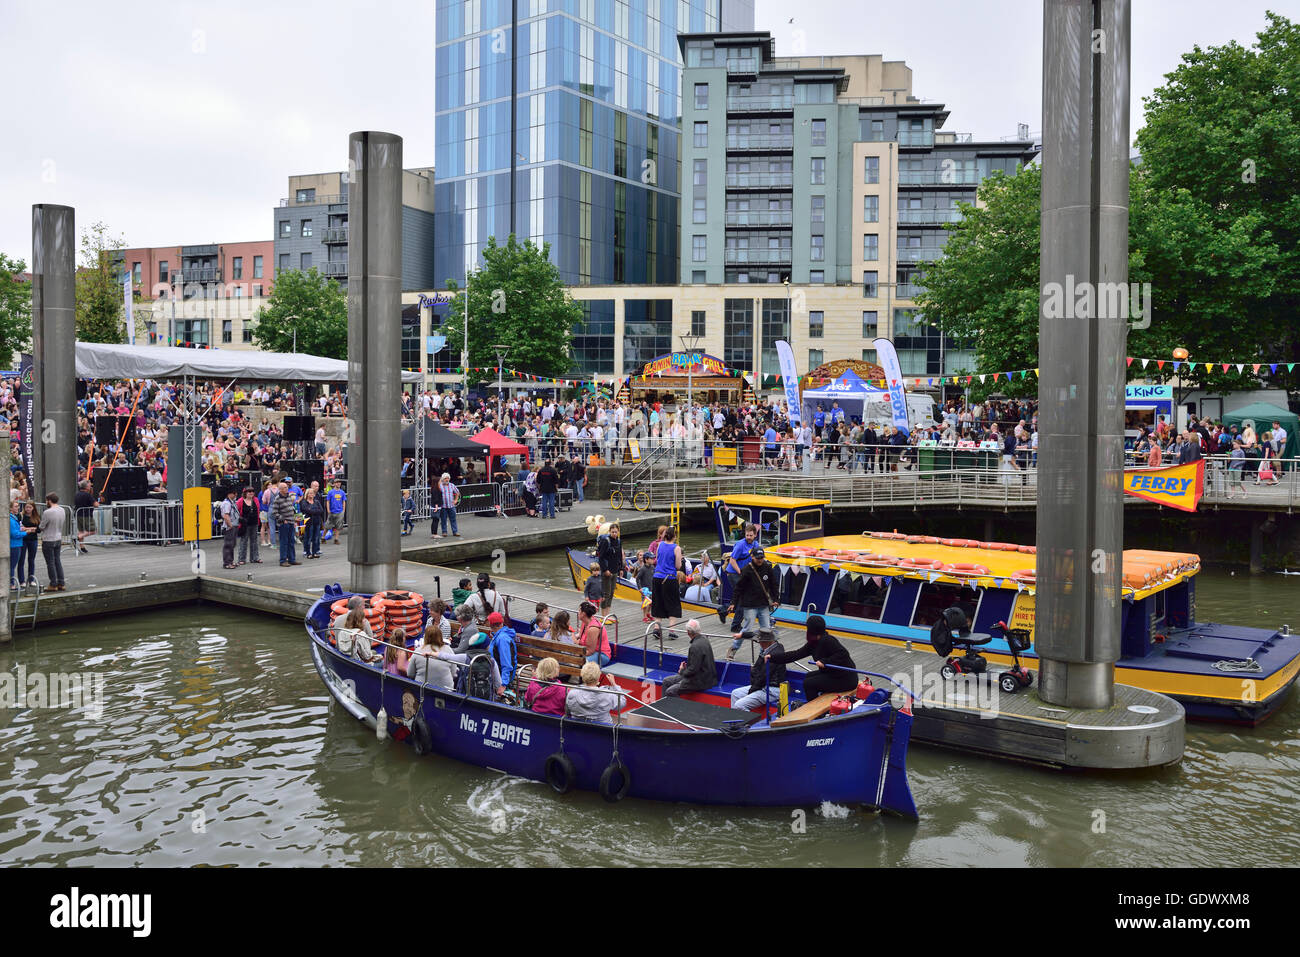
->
75;221;128;343
438;235;580;381
251;267;347;358
0;252;33;369
917;12;1300;397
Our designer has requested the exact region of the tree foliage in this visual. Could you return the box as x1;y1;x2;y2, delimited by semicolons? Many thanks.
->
251;267;347;358
0;252;33;370
916;12;1300;397
74;221;128;344
437;235;580;381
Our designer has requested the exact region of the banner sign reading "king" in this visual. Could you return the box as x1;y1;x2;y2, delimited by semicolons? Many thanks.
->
1122;461;1205;512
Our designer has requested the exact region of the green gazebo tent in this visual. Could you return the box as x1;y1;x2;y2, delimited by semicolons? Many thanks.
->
1221;402;1298;460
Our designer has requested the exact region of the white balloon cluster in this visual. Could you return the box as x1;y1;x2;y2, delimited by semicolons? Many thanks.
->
584;513;609;536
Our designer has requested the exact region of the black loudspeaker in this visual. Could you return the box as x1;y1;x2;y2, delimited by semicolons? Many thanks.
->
283;415;316;442
280;459;324;488
93;466;149;504
238;470;263;493
95;416;117;444
76;380;88;400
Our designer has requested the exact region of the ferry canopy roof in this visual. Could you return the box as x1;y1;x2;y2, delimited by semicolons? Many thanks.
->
707;494;831;510
74;341;422;383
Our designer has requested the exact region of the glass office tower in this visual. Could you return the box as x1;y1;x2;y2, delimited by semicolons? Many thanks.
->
434;0;754;289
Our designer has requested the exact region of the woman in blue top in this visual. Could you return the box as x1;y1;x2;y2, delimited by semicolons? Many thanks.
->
9;503;24;588
651;526;683;639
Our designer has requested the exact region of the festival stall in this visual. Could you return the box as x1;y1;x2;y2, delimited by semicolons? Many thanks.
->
799;368;937;430
622;351;748;406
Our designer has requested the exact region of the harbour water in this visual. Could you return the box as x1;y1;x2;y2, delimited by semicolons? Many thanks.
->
1;536;1297;867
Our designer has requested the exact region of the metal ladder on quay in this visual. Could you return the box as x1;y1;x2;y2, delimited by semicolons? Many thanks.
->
8;582;42;631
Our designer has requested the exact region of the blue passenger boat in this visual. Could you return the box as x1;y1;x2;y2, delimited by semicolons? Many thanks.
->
569;494;1300;724
306;585;918;818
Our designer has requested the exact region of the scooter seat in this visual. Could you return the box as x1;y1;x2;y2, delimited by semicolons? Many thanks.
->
953;632;993;648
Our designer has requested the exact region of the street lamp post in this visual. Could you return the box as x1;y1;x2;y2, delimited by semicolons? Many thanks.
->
678;332;703;424
282;313;300;353
492;343;511;427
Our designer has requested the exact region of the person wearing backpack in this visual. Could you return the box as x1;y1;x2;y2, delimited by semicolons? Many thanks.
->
458;631;502;699
486;611;518;688
465;571;506;629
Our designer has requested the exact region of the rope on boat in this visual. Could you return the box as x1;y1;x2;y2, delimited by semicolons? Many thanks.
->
1212;658;1261;673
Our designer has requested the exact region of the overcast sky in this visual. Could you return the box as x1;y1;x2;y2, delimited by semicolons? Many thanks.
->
0;0;1279;262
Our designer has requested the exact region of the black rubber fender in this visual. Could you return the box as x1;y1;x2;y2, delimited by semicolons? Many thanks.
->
411;714;433;755
544;752;576;794
598;759;631;803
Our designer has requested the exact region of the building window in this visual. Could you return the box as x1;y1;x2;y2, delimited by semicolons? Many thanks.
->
864;156;880;184
131;262;142;285
279;220;290;238
811;118;826;146
693;159;707;186
279;253;289;271
809;349;824;368
693;197;707;223
692;235;706;262
692;270;706;283
810;195;825;223
862;348;877;364
863;271;878;298
242;324;254;343
863;310;878;337
694;82;708;110
863;194;879;223
810;236;824;261
723;298;754;371
300;252;312;270
871;119;884;137
691;310;706;337
810;270;824;283
301;220;313;238
811;157;825;185
863;234;878;261
232;257;243;279
222;320;233;344
253;284;262;297
694;121;708;148
159;261;168;283
296;188;315;203
809;311;823;338
253;255;263;278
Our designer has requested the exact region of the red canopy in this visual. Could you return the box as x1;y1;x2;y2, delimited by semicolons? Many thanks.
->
469;427;530;462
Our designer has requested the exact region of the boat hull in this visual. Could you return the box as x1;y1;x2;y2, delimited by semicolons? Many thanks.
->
307;591;918;817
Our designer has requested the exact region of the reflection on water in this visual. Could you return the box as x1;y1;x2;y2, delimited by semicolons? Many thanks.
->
0;559;1297;867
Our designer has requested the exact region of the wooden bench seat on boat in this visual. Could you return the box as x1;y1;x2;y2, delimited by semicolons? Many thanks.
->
769;692;842;727
513;632;589;691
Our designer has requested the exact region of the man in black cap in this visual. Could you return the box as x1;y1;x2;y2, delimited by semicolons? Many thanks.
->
729;628;785;711
765;615;857;700
724;544;779;661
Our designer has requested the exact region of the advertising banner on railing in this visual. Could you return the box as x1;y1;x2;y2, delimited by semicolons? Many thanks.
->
872;337;910;438
18;352;35;486
1122;460;1204;513
775;339;800;426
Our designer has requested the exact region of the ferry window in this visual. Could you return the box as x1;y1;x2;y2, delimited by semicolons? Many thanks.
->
783;566;809;608
831;572;890;622
792;509;822;534
723;507;751;543
911;581;980;628
758;510;781;546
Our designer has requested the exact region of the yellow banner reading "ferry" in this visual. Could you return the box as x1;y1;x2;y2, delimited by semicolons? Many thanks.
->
1123;460;1205;512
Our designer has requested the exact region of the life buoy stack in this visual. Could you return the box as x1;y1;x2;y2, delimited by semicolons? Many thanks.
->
328;595;395;640
375;590;425;639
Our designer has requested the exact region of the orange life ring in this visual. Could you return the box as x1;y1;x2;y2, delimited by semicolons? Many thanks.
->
899;557;944;570
1017;545;1036;554
865;555;899;566
869;531;907;541
938;538;964;547
981;542;1018;551
784;547;817;557
943;562;992;576
1011;570;1036;583
955;539;980;548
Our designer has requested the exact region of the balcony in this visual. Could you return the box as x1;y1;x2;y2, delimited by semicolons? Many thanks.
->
897;207;965;224
178;267;221;283
726;95;794;112
322;226;350;244
724;247;792;264
725;57;759;74
278;192;347;207
322;261;349;277
725;210;793;227
726;133;794;150
896;283;927;299
897;246;946;262
897;130;935;147
899;168;982;186
725;171;793;189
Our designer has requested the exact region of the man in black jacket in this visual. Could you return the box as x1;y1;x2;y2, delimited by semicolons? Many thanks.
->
662;620;716;697
766;615;857;700
536;460;559;518
595;522;623;613
725;546;780;660
729;629;785;711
